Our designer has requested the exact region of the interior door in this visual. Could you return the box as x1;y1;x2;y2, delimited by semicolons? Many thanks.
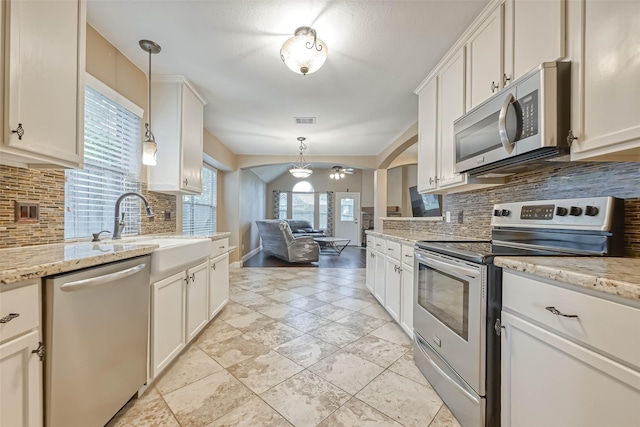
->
335;192;360;246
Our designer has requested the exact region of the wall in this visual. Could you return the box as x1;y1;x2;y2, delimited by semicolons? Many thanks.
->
384;164;418;216
222;170;241;263
239;169;267;259
382;161;640;257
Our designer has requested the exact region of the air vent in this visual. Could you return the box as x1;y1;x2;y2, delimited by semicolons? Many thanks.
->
294;117;316;125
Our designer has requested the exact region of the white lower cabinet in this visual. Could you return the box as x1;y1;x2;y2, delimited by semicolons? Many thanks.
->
186;261;209;342
374;247;386;303
209;253;230;320
384;257;401;321
400;265;414;337
365;248;375;293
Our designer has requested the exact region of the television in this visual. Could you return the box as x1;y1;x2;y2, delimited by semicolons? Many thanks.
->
409;186;442;217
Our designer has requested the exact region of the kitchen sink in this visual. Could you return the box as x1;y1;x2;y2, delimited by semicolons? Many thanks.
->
123;237;211;281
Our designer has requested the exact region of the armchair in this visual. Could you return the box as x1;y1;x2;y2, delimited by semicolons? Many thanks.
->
255;220;320;263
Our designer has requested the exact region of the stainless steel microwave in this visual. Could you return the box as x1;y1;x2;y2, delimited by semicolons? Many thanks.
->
454;62;571;177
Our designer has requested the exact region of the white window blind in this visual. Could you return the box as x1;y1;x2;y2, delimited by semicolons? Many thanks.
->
183;165;217;235
65;85;142;239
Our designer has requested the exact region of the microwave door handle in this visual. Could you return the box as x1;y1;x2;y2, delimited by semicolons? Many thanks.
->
498;93;516;154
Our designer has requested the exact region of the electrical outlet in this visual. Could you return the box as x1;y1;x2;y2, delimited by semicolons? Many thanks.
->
445;211;451;223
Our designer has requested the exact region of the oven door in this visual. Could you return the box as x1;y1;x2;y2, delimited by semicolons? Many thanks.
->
414;249;486;394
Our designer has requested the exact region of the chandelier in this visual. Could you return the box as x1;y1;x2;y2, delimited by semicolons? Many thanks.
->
280;26;328;75
289;137;313;178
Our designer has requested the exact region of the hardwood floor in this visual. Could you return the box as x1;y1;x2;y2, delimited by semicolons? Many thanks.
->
244;247;366;269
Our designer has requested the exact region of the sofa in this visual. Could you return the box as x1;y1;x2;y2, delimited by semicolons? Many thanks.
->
282;219;326;238
255;220;320;263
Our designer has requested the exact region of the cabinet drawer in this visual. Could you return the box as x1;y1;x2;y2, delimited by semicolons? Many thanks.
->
0;282;39;343
366;235;375;247
502;271;640;369
402;244;415;267
374;237;386;253
385;240;401;261
210;238;229;258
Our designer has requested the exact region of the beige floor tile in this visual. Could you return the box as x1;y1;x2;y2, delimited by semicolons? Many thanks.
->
156;345;224;395
309;322;365;347
308;351;385;395
312;290;348;303
335;312;388;335
429;405;462;427
288;286;321;297
107;387;180;427
224;311;275;332
369;322;413;347
194;320;242;347
356;371;442;427
308;281;339;291
240;298;281;311
388;351;431;387
280;312;331;333
268;290;306;302
258;303;305;320
227;350;304;394
274;334;339;367
163;370;254;427
309;304;354;321
260;371;351;427
332;296;374;311
243;322;305;348
317;397;403;427
215;302;255;321
229;290;269;304
205;397;292;427
286;296;327;311
251;285;288;297
343;335;408;368
199;334;270;368
359;304;394;321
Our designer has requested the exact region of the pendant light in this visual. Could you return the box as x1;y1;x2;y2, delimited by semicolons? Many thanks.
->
139;40;161;166
280;27;328;75
289;137;313;178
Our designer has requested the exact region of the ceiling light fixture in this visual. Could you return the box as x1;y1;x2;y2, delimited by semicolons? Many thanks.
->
289;137;313;178
280;26;328;75
139;39;161;166
329;166;345;180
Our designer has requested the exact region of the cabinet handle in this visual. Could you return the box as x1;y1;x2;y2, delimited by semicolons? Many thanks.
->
0;313;20;323
211;263;216;271
545;306;578;318
11;123;24;140
404;254;412;257
184;276;190;284
183;178;188;186
32;341;46;362
494;319;505;336
503;73;511;86
429;177;434;185
190;273;196;282
566;130;578;146
491;81;499;93
219;246;225;249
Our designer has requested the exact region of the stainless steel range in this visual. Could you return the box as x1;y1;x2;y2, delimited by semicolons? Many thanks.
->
412;196;624;427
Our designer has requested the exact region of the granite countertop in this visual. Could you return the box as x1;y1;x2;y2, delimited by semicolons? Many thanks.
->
365;229;482;245
495;256;640;303
0;242;157;286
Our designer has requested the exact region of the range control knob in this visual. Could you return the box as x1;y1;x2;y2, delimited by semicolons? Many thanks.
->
493;209;502;217
569;206;583;216
556;207;568;216
501;209;511;217
585;206;599;216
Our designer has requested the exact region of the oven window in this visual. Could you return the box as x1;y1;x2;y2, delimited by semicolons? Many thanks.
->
418;264;469;340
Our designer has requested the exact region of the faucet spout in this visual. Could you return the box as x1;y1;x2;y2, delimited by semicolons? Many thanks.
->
113;192;154;239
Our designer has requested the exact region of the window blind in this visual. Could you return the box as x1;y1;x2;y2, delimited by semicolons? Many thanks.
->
183;165;217;235
65;86;142;239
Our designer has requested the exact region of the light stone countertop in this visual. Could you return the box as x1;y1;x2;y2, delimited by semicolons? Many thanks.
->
365;229;483;245
0;242;157;286
495;256;640;303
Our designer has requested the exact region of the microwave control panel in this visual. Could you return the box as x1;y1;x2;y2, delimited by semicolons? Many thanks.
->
519;90;538;139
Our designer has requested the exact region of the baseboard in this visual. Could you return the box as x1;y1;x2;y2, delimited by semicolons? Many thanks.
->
238;245;262;267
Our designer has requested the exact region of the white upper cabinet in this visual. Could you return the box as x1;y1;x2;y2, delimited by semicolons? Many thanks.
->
1;0;86;169
148;76;206;194
568;0;640;161
466;5;504;109
417;78;438;192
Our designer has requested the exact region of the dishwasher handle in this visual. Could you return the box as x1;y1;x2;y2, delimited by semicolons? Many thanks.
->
60;263;147;292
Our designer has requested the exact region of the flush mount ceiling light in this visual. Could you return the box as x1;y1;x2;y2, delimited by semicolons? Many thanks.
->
289;137;313;178
139;39;161;166
329;165;354;180
280;26;328;75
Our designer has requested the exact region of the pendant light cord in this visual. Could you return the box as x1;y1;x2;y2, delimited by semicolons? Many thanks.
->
147;49;152;131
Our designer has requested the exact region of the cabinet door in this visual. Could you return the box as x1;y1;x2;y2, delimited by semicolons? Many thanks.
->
501;312;640;427
400;267;414;337
186;261;209;342
374;249;386;304
0;330;42;427
417;78;439;192
209;253;230;320
438;48;467;188
151;272;186;379
569;0;640;160
4;0;83;167
180;85;204;193
467;5;503;109
384;258;401;322
365;248;375;293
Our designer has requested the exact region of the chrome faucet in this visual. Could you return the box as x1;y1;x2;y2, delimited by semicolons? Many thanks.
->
113;192;154;239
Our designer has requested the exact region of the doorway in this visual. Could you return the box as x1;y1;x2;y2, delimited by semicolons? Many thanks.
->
335;192;360;246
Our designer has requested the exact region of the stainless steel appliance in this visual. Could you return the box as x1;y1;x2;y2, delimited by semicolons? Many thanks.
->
413;196;624;427
454;62;571;177
44;256;150;427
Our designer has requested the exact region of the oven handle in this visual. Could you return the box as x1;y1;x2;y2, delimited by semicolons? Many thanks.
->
415;252;480;278
415;334;481;405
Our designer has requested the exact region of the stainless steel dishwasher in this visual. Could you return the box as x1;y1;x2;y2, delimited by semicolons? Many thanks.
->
44;256;150;427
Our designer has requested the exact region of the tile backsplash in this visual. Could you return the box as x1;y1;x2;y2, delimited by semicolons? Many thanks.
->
383;161;640;257
0;165;176;248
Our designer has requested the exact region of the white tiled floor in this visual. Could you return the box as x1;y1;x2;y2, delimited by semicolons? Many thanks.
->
108;267;461;427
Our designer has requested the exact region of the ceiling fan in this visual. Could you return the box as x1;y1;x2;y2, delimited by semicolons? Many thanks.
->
329;166;355;179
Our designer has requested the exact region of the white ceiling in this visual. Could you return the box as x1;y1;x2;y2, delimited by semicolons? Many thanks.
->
87;0;487;158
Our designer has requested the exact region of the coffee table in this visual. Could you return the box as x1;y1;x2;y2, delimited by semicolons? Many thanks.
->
313;237;351;256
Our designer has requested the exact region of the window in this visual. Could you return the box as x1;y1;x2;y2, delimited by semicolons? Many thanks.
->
65;81;143;239
319;193;328;229
278;192;288;219
292;181;314;193
183;165;217;235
